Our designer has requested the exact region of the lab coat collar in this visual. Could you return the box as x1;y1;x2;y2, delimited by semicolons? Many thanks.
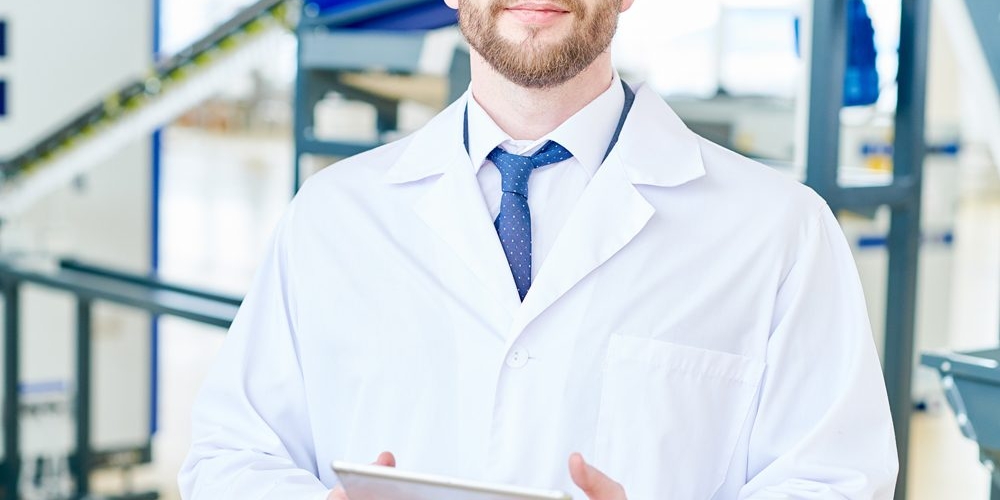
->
613;82;706;187
383;94;469;184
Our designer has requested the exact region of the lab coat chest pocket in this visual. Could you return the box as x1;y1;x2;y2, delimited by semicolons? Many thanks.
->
595;335;765;499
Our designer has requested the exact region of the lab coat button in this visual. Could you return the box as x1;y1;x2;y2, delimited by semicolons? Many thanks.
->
506;347;530;368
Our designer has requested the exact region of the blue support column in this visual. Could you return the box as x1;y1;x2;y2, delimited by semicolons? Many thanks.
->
884;1;930;498
0;80;7;118
72;299;93;499
804;0;847;197
1;278;20;498
293;41;309;193
0;19;7;58
803;1;930;497
150;0;163;438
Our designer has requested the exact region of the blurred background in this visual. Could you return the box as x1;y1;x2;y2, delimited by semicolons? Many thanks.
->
0;0;997;498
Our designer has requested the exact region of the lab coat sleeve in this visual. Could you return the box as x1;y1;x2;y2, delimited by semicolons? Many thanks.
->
737;204;898;499
178;203;329;500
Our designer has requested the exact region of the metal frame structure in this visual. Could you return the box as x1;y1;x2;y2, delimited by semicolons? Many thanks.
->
294;28;426;189
921;350;1000;499
292;0;468;191
0;259;239;499
804;1;929;498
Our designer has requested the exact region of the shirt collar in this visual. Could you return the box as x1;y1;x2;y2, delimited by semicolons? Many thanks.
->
465;73;626;178
383;81;705;189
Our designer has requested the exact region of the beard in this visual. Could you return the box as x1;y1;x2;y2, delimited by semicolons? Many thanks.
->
457;0;621;89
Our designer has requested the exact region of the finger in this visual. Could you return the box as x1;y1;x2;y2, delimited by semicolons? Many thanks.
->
331;453;395;500
373;451;396;467
568;453;626;500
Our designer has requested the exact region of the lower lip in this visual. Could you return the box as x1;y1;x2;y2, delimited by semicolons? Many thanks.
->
505;8;569;25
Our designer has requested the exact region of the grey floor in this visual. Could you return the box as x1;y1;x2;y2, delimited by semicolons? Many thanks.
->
110;126;998;500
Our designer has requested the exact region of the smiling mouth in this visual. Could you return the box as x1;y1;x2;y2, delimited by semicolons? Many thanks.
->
503;3;572;23
509;4;568;11
506;3;570;14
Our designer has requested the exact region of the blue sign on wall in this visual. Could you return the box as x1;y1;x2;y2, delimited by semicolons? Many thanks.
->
0;20;6;117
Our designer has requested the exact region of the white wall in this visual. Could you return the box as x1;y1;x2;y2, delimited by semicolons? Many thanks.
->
0;1;154;497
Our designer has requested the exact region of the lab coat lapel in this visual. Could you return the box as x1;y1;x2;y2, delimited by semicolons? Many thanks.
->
511;84;707;334
413;156;523;314
511;154;654;334
386;95;523;316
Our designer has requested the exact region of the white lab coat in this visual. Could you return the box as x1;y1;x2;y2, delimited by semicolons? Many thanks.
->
179;83;898;500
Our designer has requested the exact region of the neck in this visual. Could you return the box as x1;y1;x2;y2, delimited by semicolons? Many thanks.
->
469;50;615;141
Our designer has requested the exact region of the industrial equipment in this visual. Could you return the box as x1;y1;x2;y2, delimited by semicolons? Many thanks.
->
921;350;1000;500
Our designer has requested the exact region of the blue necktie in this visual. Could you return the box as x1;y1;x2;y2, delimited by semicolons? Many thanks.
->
487;141;573;301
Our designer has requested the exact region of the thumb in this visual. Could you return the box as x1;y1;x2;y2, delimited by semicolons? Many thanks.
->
373;451;396;467
568;453;625;500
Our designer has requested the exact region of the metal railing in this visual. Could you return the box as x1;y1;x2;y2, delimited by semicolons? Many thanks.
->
0;258;240;499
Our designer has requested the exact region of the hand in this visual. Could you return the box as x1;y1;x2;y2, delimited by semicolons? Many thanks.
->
568;453;627;500
327;451;396;500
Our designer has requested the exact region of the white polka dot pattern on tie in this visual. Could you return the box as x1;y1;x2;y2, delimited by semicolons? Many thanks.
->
487;141;573;301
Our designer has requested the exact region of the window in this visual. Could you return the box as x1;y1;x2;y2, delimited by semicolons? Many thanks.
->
0;79;6;116
0;20;6;58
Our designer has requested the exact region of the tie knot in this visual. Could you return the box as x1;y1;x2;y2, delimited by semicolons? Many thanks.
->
487;141;572;197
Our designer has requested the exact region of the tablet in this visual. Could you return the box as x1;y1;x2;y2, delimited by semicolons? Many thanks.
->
332;461;572;500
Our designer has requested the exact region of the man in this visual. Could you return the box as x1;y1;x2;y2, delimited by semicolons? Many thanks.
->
179;0;898;498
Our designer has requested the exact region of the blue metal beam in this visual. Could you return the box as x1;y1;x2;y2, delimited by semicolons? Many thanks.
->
1;278;20;498
0;263;238;329
298;30;426;72
302;0;456;30
805;0;847;195
822;182;918;212
152;0;164;440
884;1;930;497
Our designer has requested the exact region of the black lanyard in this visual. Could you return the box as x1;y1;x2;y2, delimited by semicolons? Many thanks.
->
463;79;636;163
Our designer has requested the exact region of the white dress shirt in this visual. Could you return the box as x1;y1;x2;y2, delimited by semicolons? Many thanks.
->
466;75;626;278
